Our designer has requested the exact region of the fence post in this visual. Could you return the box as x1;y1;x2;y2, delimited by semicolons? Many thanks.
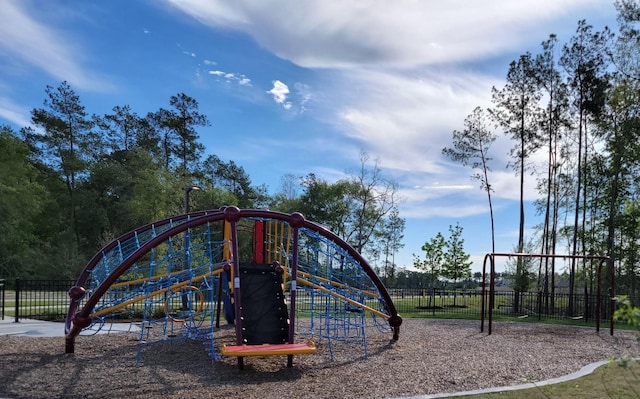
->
537;290;542;321
14;279;20;323
0;279;4;320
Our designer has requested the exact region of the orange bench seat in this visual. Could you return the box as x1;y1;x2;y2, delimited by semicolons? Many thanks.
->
221;342;316;357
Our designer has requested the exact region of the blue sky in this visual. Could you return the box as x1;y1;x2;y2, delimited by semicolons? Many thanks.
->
0;0;618;274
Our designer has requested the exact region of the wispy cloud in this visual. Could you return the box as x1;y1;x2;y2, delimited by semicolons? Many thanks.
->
322;69;501;176
267;80;292;109
165;0;612;221
0;0;113;92
0;97;33;129
166;0;611;68
295;82;312;113
208;69;252;86
177;43;196;57
0;97;44;133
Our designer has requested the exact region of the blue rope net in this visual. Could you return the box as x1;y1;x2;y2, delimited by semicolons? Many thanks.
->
71;213;396;364
276;226;394;360
77;220;226;360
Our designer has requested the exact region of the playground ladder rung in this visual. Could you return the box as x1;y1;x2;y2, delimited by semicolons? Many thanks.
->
221;342;316;357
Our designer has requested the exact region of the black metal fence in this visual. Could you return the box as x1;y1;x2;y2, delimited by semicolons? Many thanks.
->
0;280;636;327
385;288;628;326
5;279;76;322
0;279;5;320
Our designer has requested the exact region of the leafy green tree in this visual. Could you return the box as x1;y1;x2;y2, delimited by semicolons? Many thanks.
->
167;93;208;175
0;127;50;279
597;82;640;297
599;0;640;299
442;223;472;284
297;153;402;261
149;93;208;174
413;232;446;289
614;295;640;333
378;207;405;284
269;173;303;213
202;154;268;208
95;105;156;153
84;148;177;239
298;173;352;235
24;81;95;256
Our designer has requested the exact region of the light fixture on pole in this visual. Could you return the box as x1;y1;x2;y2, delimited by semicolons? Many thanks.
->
184;185;201;215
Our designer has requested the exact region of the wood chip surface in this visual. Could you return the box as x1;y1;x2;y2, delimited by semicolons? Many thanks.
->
1;319;638;399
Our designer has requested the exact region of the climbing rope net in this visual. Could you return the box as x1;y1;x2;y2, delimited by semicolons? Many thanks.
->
67;210;398;363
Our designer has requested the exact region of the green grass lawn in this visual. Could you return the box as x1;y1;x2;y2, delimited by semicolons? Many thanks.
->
461;360;640;399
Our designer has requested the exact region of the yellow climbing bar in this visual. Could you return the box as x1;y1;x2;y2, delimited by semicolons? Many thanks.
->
90;269;223;318
296;276;391;320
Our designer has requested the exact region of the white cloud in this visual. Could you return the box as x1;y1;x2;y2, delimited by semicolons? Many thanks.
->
267;80;292;109
166;0;611;222
208;69;252;86
0;97;44;133
166;0;611;68
318;68;501;177
0;0;112;92
295;82;312;112
0;98;32;129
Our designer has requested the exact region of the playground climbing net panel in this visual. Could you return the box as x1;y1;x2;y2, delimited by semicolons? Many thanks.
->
81;220;227;360
282;226;394;360
68;209;400;365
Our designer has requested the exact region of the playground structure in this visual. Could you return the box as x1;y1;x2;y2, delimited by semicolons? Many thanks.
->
64;207;402;368
480;252;616;335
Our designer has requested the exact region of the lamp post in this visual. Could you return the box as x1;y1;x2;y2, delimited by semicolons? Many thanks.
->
184;185;201;215
182;185;201;310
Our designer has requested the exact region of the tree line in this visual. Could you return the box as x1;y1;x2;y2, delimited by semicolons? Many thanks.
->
414;0;640;308
1;84;403;281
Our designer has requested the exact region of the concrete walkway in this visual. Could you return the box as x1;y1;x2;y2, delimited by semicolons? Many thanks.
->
0;317;138;337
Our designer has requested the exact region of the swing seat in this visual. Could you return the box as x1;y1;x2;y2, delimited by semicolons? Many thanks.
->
221;341;316;357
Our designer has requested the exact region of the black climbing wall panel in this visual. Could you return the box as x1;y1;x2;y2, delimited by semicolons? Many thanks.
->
239;262;289;344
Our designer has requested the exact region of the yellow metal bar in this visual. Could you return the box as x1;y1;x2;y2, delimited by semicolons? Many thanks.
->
110;269;190;289
90;269;222;318
285;224;291;270
222;220;235;294
163;285;206;318
289;269;378;298
275;221;282;264
266;221;273;263
295;276;390;320
223;221;231;260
